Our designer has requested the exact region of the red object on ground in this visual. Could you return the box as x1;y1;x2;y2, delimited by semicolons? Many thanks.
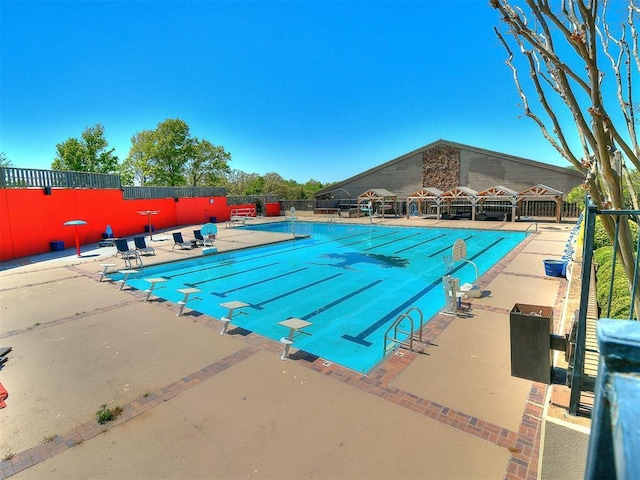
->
0;382;8;408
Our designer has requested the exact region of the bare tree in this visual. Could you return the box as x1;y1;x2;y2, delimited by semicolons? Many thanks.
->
492;0;640;315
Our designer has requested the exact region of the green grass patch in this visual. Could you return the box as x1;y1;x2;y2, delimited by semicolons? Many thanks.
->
96;404;124;424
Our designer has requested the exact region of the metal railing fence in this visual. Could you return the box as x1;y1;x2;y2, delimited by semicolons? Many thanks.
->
571;205;640;412
576;203;640;478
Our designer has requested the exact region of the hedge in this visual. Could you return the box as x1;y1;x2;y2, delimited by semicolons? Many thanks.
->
594;246;635;319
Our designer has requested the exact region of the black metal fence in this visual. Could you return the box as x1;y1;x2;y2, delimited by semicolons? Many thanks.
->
227;195;279;206
280;199;316;212
0;167;121;189
123;186;226;199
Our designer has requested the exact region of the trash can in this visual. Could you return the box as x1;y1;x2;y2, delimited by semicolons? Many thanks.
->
510;303;553;383
543;259;565;277
144;225;154;233
210;216;217;223
49;241;64;252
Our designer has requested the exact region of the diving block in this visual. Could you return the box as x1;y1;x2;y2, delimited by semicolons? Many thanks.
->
278;318;312;360
176;287;202;317
218;300;249;335
118;269;139;291
98;263;117;282
143;277;167;302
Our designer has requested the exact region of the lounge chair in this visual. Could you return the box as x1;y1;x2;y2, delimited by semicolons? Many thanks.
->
114;238;143;268
133;236;155;255
193;230;205;247
199;224;217;247
172;232;193;250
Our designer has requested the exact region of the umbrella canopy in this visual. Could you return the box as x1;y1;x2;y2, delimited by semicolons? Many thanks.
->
63;220;88;256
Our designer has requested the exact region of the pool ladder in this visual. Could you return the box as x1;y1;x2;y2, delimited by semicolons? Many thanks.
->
383;307;425;357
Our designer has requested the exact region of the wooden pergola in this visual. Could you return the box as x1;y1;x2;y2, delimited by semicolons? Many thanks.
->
357;188;398;217
402;184;565;223
439;187;478;220
406;187;444;218
518;184;564;223
475;185;519;223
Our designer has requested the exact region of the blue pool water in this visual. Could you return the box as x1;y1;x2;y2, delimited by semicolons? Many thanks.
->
114;222;526;373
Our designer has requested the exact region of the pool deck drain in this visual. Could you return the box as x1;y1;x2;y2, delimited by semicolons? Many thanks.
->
0;217;574;479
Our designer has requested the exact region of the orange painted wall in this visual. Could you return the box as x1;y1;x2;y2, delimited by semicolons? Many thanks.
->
0;188;279;262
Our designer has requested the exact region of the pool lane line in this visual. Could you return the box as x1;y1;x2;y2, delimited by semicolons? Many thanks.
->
363;232;423;251
342;237;506;346
248;227;371;252
209;267;309;297
158;258;238;279
338;230;398;248
250;272;343;311
393;233;446;254
426;235;475;258
183;262;279;287
299;279;385;321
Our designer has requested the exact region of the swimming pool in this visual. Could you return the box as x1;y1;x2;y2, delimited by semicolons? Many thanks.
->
115;222;526;373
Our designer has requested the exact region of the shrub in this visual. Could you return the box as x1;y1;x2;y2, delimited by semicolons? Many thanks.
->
593;216;639;250
594;246;634;319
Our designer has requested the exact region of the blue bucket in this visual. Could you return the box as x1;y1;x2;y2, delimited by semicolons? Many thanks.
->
544;259;565;277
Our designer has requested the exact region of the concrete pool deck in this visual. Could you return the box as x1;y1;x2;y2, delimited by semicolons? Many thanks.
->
0;216;576;479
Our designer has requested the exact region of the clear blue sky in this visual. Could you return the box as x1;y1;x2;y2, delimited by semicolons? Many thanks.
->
1;0;570;184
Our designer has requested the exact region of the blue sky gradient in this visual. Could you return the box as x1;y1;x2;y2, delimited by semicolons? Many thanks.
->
1;1;572;183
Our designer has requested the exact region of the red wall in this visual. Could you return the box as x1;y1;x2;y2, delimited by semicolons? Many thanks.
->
0;188;280;262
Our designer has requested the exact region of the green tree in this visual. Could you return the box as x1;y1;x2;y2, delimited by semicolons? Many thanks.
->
186;138;231;186
493;0;640;313
52;124;118;173
263;172;293;198
124;118;231;187
120;130;156;186
244;174;265;195
0;152;13;167
302;179;324;199
149;118;191;186
221;169;256;195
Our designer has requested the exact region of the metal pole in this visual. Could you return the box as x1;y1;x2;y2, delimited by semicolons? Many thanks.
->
73;226;81;256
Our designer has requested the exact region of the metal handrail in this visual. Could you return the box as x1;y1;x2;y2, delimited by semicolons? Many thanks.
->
524;221;538;235
383;307;424;357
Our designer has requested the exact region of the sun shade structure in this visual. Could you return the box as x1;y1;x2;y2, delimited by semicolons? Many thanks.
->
357;188;398;217
404;184;565;222
439;187;478;220
406;187;444;218
475;185;519;223
137;210;160;240
518;184;564;223
63;219;87;256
